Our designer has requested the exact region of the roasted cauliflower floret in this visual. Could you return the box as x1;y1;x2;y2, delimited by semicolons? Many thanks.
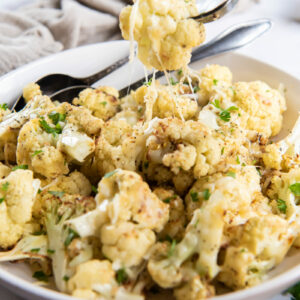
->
219;214;294;289
73;86;120;121
0;170;40;248
120;0;205;70
95;119;145;176
22;82;42;103
174;276;215;300
0;162;10;179
97;169;169;231
101;221;155;267
68;260;115;294
153;188;186;240
232;81;286;137
16;118;68;178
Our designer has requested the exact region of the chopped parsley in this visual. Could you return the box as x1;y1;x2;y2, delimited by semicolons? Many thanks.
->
213;79;218;85
116;268;128;284
1;182;9;191
0;103;8;110
12;164;28;171
168;239;177;257
100;101;107;106
39;117;62;136
30;248;40;253
190;191;199;202
221;147;225;155
48;190;65;198
177;69;183;76
63;275;70;282
163;195;177;203
236;156;240;164
0;197;4;204
48;112;66;125
212;100;238;122
32;150;43;157
285;281;300;300
170;77;178;85
289;183;300;196
47;249;55;255
103;169;118;178
203;189;211;201
33;230;46;236
64;228;79;247
256;167;262;176
91;185;98;193
37;189;42;194
277;199;287;214
144;78;152;86
226;171;236;178
32;271;48;282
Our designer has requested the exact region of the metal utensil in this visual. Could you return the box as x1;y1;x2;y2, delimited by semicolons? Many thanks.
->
13;0;238;111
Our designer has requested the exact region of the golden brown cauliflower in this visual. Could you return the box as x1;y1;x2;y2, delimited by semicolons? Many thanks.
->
16;118;69;178
95;119;145;176
73;86;120;121
0;170;40;248
22;82;42;103
153;188;186;240
120;0;205;70
101;221;155;267
232;81;286;137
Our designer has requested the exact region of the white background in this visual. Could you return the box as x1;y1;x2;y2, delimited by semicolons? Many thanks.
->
0;0;299;299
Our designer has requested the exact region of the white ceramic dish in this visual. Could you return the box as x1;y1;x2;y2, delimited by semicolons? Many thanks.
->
0;40;300;300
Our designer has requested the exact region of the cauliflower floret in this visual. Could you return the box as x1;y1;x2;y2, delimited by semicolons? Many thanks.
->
95;120;145;176
0;170;40;248
72;289;97;300
16;118;68;178
0;94;55;163
153;188;186;240
101;221;155;267
232;81;286;137
218;215;294;289
145;118;223;179
73;86;120;121
97;170;169;232
120;83;198;122
120;0;205;70
263;115;300;170
68;260;115;294
22;82;42;103
0;162;10;179
174;276;215;300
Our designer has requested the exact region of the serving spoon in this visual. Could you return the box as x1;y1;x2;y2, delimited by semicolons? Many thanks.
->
13;0;238;111
35;18;272;106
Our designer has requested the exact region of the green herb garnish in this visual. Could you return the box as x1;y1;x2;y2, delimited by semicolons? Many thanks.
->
0;103;8;110
193;86;200;93
47;249;55;255
168;239;177;257
163;195;177;203
289;183;300;196
203;189;211;201
0;197;4;204
190;191;199;202
221;147;225;155
63;275;70;282
100;101;107;106
91;185;98;193
144;78;152;86
116;268;128;284
32;271;48;282
39;117;61;136
12;165;28;171
64;228;79;247
236;156;240;164
48;112;66;125
226;171;236;178
170;77;178;85
285;281;300;300
1;182;9;191
30;248;40;253
32;150;43;157
213;79;218;85
277;199;287;214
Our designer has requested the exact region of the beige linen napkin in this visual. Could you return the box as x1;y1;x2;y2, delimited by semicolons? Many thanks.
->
0;0;126;75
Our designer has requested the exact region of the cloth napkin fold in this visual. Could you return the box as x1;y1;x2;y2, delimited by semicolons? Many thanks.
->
0;0;126;75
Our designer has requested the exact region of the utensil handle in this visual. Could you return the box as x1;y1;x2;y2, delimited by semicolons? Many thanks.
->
81;56;129;86
118;18;272;98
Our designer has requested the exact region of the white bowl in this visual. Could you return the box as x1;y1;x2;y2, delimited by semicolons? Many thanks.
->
0;40;300;300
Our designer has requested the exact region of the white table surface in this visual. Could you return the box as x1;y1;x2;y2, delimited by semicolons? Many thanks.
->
0;0;299;299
